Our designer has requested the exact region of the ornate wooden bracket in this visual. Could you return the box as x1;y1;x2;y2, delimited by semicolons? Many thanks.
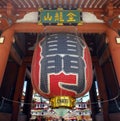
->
0;2;27;30
0;17;10;30
104;2;114;17
94;2;120;30
6;2;28;23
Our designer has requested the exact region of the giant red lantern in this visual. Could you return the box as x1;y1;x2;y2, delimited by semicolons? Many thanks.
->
31;33;93;108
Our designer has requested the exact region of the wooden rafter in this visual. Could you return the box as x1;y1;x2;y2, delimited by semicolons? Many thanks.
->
91;0;99;8
43;0;48;7
62;0;67;8
29;0;36;8
116;1;120;8
89;0;95;8
47;0;53;9
36;0;43;8
101;0;108;8
96;0;106;8
81;0;89;8
86;0;93;8
72;0;78;8
113;0;120;6
0;0;120;9
17;0;25;8
69;0;72;8
12;0;21;8
77;0;84;8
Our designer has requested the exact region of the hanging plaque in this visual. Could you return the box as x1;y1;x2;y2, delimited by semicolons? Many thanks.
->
38;8;82;25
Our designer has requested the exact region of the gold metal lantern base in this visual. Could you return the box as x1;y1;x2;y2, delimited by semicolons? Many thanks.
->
50;96;75;108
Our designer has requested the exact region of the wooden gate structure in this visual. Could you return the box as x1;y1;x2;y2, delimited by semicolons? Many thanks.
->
0;0;120;121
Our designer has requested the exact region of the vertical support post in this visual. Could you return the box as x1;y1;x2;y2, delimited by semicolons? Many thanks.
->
23;80;33;121
11;63;26;121
106;28;120;86
89;80;99;121
0;27;14;86
0;62;19;113
94;59;110;121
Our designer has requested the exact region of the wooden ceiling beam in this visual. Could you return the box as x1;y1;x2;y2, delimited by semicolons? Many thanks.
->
77;0;83;8
116;1;120;8
14;35;26;54
86;0;93;8
21;0;29;8
10;46;22;65
77;23;108;33
48;0;53;9
113;0;120;6
0;0;120;10
15;0;23;8
99;47;110;66
56;0;59;7
81;0;88;8
62;0;66;8
70;0;74;9
29;0;35;8
38;0;43;8
1;7;120;15
41;0;46;8
43;0;48;7
17;8;120;13
0;18;10;30
93;0;102;8
73;0;78;8
92;0;99;8
110;19;120;30
11;23;108;33
68;0;71;9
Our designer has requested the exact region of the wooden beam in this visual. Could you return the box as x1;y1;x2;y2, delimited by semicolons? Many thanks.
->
111;19;120;30
0;62;19;103
15;34;26;54
77;23;108;33
93;58;110;121
99;47;110;65
14;8;104;13
106;28;120;86
0;7;120;27
0;27;14;86
11;64;26;121
10;46;22;65
0;18;10;30
0;6;120;14
12;23;108;33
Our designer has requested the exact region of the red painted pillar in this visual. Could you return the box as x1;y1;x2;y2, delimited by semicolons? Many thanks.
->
0;28;14;86
94;59;110;121
106;28;120;86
